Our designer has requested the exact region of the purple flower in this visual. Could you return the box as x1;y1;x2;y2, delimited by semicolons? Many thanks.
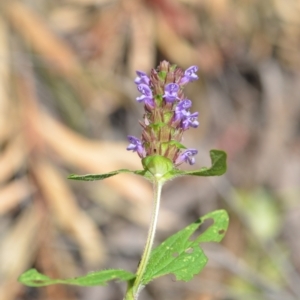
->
180;66;199;84
175;149;198;165
174;99;192;122
134;71;150;86
136;84;155;108
182;111;199;130
163;83;181;103
126;135;146;158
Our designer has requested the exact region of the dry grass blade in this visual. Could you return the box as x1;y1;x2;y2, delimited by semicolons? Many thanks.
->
67;0;114;5
127;1;155;76
0;205;43;300
4;2;80;75
32;159;107;266
0;178;34;215
0;16;11;141
156;10;197;68
34;111;152;204
0;136;27;184
86;5;127;69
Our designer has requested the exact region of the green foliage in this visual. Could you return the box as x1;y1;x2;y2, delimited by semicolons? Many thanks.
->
68;169;134;181
40;149;229;296
18;210;228;289
142;210;229;284
235;188;280;240
18;268;135;287
142;155;173;177
163;149;227;181
178;150;227;177
68;149;227;183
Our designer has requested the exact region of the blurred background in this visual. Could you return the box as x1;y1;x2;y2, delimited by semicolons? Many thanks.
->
1;0;300;299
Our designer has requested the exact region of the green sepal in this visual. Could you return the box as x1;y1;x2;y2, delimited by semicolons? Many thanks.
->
149;122;165;129
154;94;163;106
160;142;169;156
149;122;164;136
142;155;173;179
158;71;167;81
18;268;135;287
169;140;187;149
142;209;229;284
170;64;177;71
163;111;173;123
160;140;186;157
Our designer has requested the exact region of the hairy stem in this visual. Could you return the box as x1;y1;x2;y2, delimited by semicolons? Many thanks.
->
124;179;163;300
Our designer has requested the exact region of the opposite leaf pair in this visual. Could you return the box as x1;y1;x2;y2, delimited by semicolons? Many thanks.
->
19;210;229;288
68;149;227;183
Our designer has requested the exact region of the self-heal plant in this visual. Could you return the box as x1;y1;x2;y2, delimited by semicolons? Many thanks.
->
18;61;229;300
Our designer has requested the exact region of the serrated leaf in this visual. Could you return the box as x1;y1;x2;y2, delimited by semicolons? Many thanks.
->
142;210;229;284
19;268;135;287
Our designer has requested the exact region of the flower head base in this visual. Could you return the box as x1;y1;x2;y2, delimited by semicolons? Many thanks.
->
127;61;199;167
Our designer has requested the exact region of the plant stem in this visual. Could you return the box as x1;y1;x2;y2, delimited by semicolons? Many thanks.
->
124;179;163;300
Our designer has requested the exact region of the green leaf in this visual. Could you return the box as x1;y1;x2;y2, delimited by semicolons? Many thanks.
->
169;149;227;179
67;150;226;182
19;268;135;287
68;169;143;181
188;149;227;176
142;209;229;284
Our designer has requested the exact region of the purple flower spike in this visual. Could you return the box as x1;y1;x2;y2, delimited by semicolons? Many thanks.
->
175;149;198;165
126;135;146;158
180;66;199;84
176;99;192;111
136;84;155;108
163;83;180;103
182;112;199;130
174;99;192;122
134;71;150;86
